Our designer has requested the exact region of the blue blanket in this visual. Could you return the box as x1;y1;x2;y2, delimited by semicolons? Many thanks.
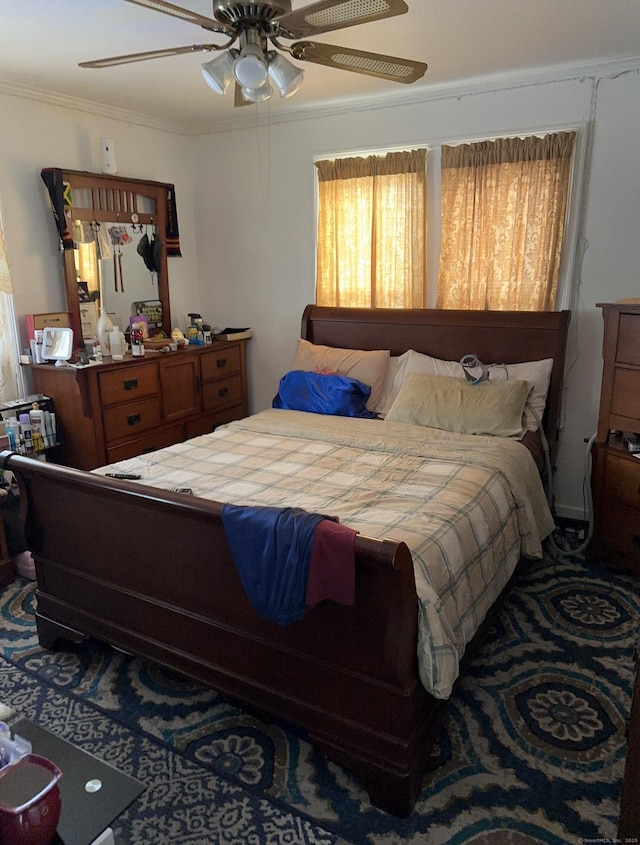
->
273;370;377;418
221;504;326;625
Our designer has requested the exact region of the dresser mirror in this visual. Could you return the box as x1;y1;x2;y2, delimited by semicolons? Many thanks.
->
44;169;173;345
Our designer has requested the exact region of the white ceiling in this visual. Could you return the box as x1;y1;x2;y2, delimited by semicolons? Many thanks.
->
1;0;639;132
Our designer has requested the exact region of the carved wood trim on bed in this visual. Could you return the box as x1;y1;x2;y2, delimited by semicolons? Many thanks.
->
1;305;570;817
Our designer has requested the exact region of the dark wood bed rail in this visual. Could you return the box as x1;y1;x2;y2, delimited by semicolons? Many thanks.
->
0;449;429;814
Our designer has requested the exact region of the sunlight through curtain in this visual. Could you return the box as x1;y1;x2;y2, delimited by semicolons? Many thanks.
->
437;132;575;310
316;149;426;308
0;222;19;406
76;240;100;297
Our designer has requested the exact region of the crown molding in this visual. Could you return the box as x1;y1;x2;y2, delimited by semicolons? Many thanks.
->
0;79;189;136
1;54;639;138
187;54;640;135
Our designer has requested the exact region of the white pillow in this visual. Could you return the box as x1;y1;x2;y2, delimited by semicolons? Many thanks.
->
377;351;410;414
379;349;552;431
290;338;390;411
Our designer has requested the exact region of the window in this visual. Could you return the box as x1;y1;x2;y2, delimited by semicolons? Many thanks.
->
315;149;426;308
315;131;576;311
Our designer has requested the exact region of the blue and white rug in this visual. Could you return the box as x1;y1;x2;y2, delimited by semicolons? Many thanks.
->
0;539;638;844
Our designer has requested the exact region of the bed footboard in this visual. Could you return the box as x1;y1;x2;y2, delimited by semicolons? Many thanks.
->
1;450;434;816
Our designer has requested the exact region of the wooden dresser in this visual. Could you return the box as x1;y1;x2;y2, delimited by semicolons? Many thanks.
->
591;302;640;573
28;340;248;471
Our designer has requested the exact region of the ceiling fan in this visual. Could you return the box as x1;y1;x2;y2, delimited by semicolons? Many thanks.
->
80;0;427;106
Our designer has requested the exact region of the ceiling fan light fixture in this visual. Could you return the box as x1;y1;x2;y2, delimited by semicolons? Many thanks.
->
233;43;268;89
201;50;236;94
241;79;273;102
267;53;304;98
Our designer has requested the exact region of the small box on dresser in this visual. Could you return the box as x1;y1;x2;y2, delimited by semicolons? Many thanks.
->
591;303;640;573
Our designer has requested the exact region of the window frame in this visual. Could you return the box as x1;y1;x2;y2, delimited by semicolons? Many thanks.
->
313;122;587;312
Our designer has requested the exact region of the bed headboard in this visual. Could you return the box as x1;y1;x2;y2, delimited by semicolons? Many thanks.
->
301;305;571;465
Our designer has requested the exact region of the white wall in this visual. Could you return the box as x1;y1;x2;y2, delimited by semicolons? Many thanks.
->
1;62;639;520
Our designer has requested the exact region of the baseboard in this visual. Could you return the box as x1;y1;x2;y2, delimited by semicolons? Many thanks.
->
553;502;589;523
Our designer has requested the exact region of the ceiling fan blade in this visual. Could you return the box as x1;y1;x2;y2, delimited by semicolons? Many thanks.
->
291;41;427;83
122;0;232;34
277;0;408;38
79;44;222;68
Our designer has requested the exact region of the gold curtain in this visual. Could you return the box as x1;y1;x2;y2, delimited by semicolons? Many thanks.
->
0;222;19;405
316;149;426;308
0;224;12;296
437;132;575;310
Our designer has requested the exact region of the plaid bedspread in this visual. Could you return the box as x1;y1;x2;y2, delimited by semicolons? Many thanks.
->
101;408;555;699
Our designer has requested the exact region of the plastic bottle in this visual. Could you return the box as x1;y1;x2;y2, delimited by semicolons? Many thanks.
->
109;326;124;359
19;414;33;452
5;418;18;451
29;409;44;448
96;308;114;357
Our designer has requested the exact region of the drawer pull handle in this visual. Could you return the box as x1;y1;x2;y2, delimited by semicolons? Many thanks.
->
124;379;139;391
216;358;227;368
218;387;229;398
127;413;141;426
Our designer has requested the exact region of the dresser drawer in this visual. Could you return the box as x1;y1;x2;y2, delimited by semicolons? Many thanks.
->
98;364;159;406
600;450;640;510
184;404;244;440
200;345;241;381
596;499;640;566
105;423;184;463
102;397;162;442
617;314;640;366
611;368;640;422
202;374;244;412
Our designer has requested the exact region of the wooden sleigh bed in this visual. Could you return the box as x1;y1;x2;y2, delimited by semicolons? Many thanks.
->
1;305;570;816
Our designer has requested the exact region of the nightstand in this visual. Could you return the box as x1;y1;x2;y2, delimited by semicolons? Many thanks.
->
591;303;640;573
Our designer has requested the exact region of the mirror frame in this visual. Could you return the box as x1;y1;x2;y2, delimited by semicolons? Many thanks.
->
56;169;171;345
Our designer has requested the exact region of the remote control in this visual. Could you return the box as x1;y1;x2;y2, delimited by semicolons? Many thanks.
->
105;473;142;479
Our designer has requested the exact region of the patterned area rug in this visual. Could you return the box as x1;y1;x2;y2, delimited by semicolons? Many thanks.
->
0;537;638;845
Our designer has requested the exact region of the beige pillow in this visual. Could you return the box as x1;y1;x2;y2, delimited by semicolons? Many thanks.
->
379;349;552;431
386;372;532;437
291;338;390;411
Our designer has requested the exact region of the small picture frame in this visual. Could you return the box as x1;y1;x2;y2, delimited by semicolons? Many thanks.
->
130;314;149;338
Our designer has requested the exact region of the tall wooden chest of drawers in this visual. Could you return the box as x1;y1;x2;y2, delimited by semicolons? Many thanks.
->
28;340;248;470
591;303;640;572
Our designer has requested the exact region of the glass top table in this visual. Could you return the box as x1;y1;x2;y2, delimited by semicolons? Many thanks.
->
9;718;145;845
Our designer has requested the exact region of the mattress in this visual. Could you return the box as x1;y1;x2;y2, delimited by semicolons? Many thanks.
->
97;408;555;699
